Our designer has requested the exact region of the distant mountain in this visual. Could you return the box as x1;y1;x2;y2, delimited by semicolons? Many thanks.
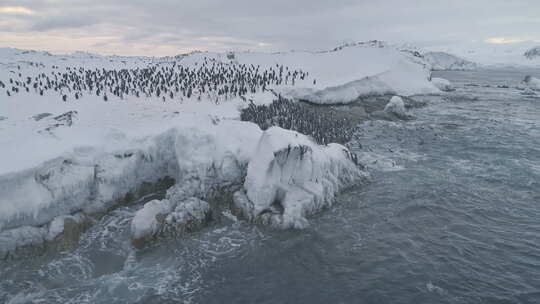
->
330;40;389;52
422;52;477;71
524;47;540;60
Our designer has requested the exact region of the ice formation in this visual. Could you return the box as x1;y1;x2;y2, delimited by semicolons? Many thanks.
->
131;197;211;248
0;213;90;259
384;96;407;118
233;127;365;228
523;75;540;91
0;118;262;255
431;77;455;92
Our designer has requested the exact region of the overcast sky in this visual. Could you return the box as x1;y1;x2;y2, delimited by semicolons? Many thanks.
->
0;0;539;56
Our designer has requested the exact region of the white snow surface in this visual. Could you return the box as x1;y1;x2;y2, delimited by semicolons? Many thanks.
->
271;47;439;104
187;44;437;99
0;43;436;173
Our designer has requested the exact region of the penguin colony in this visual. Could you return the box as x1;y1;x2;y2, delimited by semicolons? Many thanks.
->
1;58;309;103
240;97;359;145
2;59;359;146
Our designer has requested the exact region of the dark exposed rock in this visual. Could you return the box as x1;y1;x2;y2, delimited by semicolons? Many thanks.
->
32;112;53;121
524;47;540;60
53;110;77;126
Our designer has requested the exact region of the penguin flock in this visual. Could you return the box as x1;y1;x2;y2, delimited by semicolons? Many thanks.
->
2;58;360;147
240;97;359;145
2;58;310;103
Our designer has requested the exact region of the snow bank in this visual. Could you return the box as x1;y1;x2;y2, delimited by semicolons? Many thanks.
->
180;43;438;105
277;48;438;104
286;59;438;104
233;127;365;228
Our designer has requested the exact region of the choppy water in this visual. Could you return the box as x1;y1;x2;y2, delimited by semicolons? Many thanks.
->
2;69;540;304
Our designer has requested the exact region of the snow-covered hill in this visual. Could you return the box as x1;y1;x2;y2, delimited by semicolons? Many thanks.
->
427;42;540;68
0;42;438;257
423;51;478;71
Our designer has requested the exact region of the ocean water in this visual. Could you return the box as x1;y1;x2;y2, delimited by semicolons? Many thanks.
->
1;69;540;304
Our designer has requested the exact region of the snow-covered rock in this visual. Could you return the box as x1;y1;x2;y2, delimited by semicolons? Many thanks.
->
0;226;47;259
131;126;365;244
523;75;540;91
233;127;365;228
431;77;455;92
423;52;477;71
131;197;211;248
131;199;173;242
0;212;90;259
384;96;407;118
524;47;540;60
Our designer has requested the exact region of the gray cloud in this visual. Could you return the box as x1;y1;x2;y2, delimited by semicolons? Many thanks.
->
1;0;540;55
30;16;100;31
